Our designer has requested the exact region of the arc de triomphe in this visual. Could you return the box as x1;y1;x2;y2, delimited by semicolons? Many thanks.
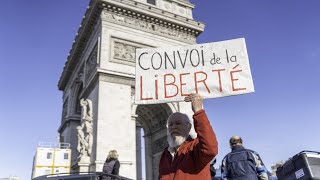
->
57;0;204;179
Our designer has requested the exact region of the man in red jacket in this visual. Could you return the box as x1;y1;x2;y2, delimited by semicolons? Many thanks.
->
159;93;218;180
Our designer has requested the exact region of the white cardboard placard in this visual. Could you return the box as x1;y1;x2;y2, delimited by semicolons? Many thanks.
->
135;38;254;104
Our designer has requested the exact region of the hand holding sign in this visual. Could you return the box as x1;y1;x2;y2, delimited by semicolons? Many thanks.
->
184;93;203;113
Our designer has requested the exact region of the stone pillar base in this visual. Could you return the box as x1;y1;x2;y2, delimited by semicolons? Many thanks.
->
72;159;91;173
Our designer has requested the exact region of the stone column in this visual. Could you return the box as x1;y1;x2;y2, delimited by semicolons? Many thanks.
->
135;123;142;180
144;135;153;180
96;80;136;179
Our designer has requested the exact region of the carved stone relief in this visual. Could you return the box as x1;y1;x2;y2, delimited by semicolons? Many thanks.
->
164;2;171;10
179;7;185;14
85;45;98;82
114;42;135;63
102;10;196;43
75;65;84;84
111;38;149;66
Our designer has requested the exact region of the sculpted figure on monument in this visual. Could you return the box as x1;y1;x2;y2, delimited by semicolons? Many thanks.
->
80;98;93;120
77;126;89;158
85;120;93;156
75;67;84;84
77;98;94;161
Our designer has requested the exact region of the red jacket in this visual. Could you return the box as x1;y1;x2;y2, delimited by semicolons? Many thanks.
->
159;110;218;180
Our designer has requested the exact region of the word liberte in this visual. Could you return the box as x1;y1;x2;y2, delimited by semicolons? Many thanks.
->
135;38;255;104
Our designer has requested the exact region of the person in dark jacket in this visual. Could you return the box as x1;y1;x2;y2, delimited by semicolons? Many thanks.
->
102;150;120;180
221;136;269;180
210;158;217;178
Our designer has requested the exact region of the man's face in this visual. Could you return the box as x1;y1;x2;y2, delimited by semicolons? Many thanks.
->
167;114;190;138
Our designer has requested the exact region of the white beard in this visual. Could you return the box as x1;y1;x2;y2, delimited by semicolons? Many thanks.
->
167;132;188;149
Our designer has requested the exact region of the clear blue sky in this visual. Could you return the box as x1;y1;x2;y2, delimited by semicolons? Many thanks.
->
1;0;319;179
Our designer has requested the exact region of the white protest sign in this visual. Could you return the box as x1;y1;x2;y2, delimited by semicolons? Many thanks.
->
135;38;254;104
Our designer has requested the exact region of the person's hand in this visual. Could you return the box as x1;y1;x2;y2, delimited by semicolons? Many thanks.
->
184;93;203;113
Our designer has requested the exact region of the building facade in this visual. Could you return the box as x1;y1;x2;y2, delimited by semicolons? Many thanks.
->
57;0;204;179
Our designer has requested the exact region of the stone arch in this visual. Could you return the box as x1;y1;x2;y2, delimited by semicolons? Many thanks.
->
133;103;176;180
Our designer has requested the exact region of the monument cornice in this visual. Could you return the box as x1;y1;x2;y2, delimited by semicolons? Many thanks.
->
102;7;196;43
79;68;135;99
101;0;204;35
97;68;135;86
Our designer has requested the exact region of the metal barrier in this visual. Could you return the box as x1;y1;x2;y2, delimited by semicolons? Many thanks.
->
33;172;132;180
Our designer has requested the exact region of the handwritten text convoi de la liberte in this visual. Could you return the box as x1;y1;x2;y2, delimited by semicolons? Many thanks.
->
135;38;254;104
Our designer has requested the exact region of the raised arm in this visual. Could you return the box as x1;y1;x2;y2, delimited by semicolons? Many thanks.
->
185;93;218;166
